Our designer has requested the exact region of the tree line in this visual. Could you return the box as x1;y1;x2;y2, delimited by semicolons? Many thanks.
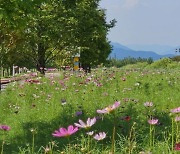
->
0;0;116;74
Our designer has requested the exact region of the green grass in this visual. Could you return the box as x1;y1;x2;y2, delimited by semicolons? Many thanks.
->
0;67;179;153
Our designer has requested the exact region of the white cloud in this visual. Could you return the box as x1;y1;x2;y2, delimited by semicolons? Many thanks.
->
123;0;141;9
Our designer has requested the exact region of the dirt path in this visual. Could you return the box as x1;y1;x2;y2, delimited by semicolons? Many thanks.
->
0;72;61;91
0;73;37;91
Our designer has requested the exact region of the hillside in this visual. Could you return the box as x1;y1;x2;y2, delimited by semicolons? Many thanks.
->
110;42;174;60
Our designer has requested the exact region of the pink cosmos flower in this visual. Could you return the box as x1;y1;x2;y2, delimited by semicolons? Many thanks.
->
0;125;11;131
74;117;96;129
175;116;180;122
148;119;158;125
52;125;78;138
94;132;106;141
97;101;120;114
96;83;103;87
122;77;126;81
170;107;180;113
25;79;40;84
144;102;153;107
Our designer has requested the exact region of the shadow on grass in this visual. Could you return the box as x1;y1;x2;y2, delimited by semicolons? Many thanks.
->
1;108;86;153
1;102;172;153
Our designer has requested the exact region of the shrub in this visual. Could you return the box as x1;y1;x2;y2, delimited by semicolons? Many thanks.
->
105;57;153;68
122;62;148;69
167;62;180;69
171;55;180;62
148;58;172;69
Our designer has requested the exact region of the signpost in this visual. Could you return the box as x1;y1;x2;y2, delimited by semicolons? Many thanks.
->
73;51;80;71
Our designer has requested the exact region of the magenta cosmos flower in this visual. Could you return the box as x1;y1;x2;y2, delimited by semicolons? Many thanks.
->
94;132;106;141
174;143;180;151
0;125;11;131
97;101;120;114
170;107;180;113
74;117;96;129
148;119;158;125
52;125;78;138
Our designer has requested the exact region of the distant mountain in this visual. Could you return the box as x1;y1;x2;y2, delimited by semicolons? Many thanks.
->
126;44;174;55
110;42;174;60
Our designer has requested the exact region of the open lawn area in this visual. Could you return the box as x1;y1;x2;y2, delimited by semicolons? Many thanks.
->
0;67;180;153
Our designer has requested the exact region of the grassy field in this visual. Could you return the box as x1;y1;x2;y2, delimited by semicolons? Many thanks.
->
0;66;180;153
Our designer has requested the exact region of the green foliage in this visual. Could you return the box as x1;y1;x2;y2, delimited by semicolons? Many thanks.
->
171;55;180;62
105;57;153;68
151;58;172;68
0;0;115;72
122;62;149;69
147;58;180;69
62;0;116;67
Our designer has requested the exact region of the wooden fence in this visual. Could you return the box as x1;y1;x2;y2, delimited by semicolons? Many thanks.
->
0;65;29;78
0;66;62;78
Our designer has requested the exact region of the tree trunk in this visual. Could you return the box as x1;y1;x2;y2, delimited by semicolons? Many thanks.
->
82;63;91;73
37;43;46;75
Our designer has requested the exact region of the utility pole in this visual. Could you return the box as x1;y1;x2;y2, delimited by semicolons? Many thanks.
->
175;48;180;55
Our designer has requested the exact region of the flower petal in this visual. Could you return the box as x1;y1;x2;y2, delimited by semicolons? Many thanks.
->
74;123;84;128
79;120;86;127
87;118;91;126
112;101;120;109
67;125;74;133
97;109;107;114
90;117;96;126
94;134;99;140
60;128;67;135
71;127;78;134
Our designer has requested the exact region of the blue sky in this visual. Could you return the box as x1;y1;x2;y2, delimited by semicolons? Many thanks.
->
100;0;180;47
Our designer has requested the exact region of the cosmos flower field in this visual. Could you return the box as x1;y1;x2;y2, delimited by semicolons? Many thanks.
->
0;67;180;153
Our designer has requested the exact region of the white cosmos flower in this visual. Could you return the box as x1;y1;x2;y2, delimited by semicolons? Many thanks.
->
74;117;96;129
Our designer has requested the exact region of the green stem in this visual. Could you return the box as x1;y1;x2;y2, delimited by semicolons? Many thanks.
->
128;123;135;154
1;141;4;154
87;135;90;153
111;124;116;154
32;133;35;154
50;141;54;154
149;124;152;149
1;132;5;154
102;140;104;152
176;122;179;143
67;137;71;154
152;126;155;147
172;118;174;151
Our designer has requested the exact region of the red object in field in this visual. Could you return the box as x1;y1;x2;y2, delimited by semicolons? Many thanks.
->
174;143;180;151
124;116;131;121
25;79;40;84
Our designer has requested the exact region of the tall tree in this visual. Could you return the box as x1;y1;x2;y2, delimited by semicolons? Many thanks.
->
0;0;115;74
65;0;116;72
0;0;44;70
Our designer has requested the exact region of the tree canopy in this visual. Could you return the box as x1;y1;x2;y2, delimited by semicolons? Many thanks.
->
0;0;115;73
